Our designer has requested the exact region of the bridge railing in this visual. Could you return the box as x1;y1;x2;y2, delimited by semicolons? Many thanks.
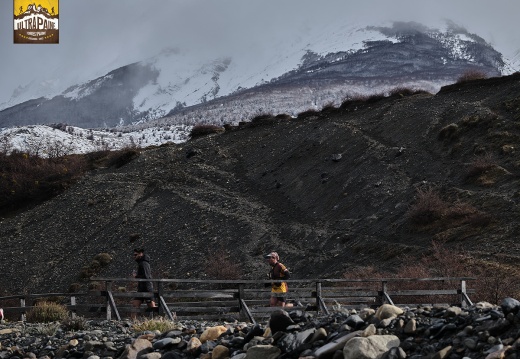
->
0;277;475;323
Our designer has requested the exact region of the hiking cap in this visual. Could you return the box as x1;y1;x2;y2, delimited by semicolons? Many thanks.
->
264;251;279;260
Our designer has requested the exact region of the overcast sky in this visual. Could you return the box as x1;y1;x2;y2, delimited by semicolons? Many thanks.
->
1;0;519;106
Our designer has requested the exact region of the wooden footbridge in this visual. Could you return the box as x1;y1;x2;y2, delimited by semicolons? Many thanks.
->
0;277;474;323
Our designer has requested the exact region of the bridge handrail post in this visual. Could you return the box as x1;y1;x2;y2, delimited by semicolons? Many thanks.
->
315;281;321;313
105;280;112;320
459;279;473;307
20;297;26;322
315;281;329;315
70;296;76;318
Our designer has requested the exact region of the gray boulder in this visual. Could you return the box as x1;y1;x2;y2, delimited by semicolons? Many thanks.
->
343;335;400;359
268;310;295;334
500;297;520;314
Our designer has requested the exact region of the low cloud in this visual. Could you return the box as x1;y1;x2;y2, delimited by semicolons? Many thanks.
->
0;0;518;106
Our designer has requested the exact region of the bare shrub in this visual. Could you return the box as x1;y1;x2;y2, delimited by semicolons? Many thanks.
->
387;87;428;98
251;113;274;122
48;123;68;131
88;281;103;291
26;301;69;323
275;114;292;120
420;240;471;278
79;265;95;279
341;253;469;305
342;266;385;291
340;92;391;109
445;200;478;220
190;124;225;138
438;123;459;141
106;148;140;168
79;254;111;280
204;246;241;280
393;265;448;304
477;267;520;304
249;113;277;127
461;112;496;127
406;187;448;224
62;315;88;331
465;154;496;181
365;92;387;104
0;133;13;155
94;252;113;266
132;317;177;332
340;98;361;109
321;102;336;111
397;241;519;304
388;87;413;97
33;322;61;336
45;140;75;158
342;242;520;305
395;241;472;304
296;108;319;119
342;265;384;280
68;283;82;293
129;233;141;242
0;152;88;216
407;187;485;226
456;69;488;83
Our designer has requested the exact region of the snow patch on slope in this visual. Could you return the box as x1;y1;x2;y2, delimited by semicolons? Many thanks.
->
0;124;190;157
63;74;115;100
132;50;229;115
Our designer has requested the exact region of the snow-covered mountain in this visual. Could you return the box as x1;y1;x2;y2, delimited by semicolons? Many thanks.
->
0;21;514;134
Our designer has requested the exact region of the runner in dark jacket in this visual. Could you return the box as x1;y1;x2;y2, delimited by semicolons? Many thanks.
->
131;248;156;318
135;253;153;292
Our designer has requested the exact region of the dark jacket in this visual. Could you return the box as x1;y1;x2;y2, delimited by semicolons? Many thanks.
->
135;254;153;292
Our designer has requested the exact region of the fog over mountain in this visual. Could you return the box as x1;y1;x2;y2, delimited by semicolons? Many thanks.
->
0;0;519;113
0;20;511;134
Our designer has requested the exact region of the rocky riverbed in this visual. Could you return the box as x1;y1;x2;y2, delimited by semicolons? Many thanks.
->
2;298;520;359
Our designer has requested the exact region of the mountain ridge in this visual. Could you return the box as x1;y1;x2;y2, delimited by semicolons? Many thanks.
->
0;21;511;130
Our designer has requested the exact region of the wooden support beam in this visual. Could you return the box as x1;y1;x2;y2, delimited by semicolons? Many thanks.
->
315;282;322;313
106;291;121;321
158;295;175;321
314;280;330;315
459;280;473;307
239;299;256;325
105;281;121;321
317;295;330;315
382;292;394;306
237;284;256;323
380;281;394;306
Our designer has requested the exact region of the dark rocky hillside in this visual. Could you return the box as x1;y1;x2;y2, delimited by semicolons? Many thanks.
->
1;74;519;295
